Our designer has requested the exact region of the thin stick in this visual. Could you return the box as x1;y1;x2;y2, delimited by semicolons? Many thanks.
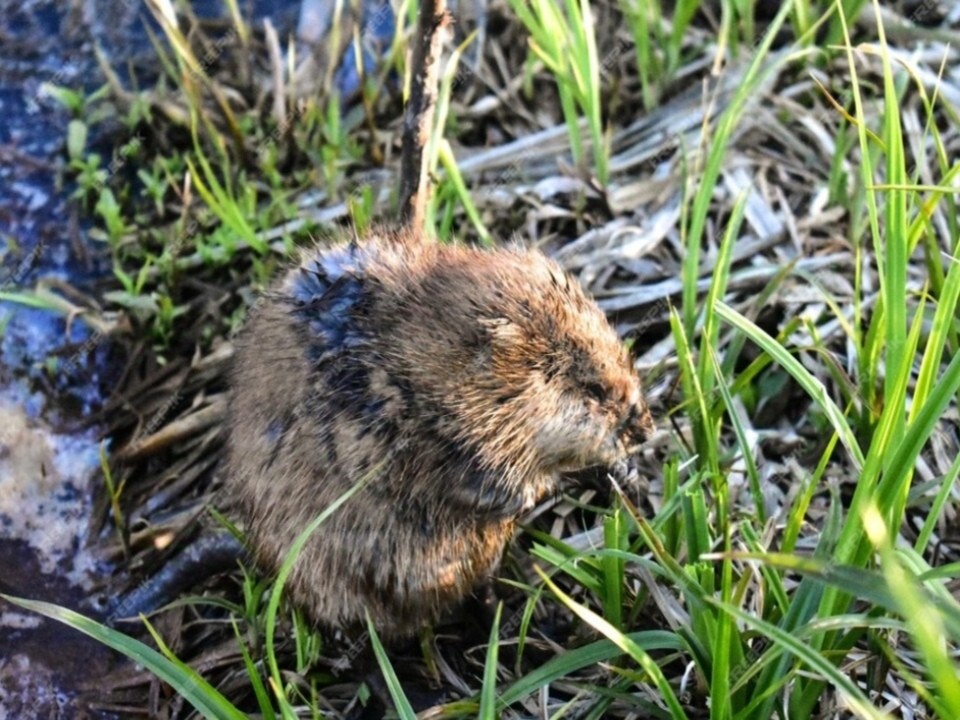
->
398;0;449;232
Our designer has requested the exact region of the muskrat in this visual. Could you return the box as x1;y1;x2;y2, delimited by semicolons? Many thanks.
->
225;226;654;638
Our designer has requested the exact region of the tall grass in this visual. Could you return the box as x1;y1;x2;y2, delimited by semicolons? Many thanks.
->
507;0;608;184
500;0;960;717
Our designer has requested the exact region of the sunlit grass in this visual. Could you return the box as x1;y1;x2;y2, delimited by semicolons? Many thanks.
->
507;0;608;183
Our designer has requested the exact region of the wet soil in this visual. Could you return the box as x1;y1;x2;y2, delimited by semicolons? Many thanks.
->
0;1;284;715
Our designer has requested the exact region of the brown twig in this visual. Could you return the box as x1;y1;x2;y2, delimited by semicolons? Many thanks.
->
398;0;449;233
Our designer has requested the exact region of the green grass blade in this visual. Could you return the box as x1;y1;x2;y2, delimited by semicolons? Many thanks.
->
715;301;864;468
915;453;960;556
479;602;503;720
264;466;376;701
726;552;960;637
879;545;960;716
367;616;417;720
681;0;795;339
438;141;491;245
535;567;688;719
878;348;960;519
708;344;763;522
232;618;276;720
602;507;624;631
706;595;887;720
874;0;908;420
500;630;683;706
0;594;247;720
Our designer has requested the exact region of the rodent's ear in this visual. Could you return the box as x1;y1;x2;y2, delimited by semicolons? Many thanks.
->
479;317;525;347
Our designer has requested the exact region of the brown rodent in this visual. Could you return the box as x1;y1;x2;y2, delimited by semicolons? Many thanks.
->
224;226;653;638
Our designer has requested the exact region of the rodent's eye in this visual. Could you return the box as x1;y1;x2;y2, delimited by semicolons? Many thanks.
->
584;382;606;402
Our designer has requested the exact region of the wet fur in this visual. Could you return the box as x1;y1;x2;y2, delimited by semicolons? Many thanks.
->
225;227;653;638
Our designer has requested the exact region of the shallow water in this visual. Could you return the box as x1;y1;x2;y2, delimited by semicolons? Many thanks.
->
0;0;290;715
0;1;121;714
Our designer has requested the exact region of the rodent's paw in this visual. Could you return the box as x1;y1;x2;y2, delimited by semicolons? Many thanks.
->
446;470;531;519
609;454;641;489
521;481;544;512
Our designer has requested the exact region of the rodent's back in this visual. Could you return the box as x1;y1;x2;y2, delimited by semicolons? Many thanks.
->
225;227;652;636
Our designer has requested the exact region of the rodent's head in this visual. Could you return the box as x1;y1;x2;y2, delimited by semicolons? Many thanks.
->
425;247;654;478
